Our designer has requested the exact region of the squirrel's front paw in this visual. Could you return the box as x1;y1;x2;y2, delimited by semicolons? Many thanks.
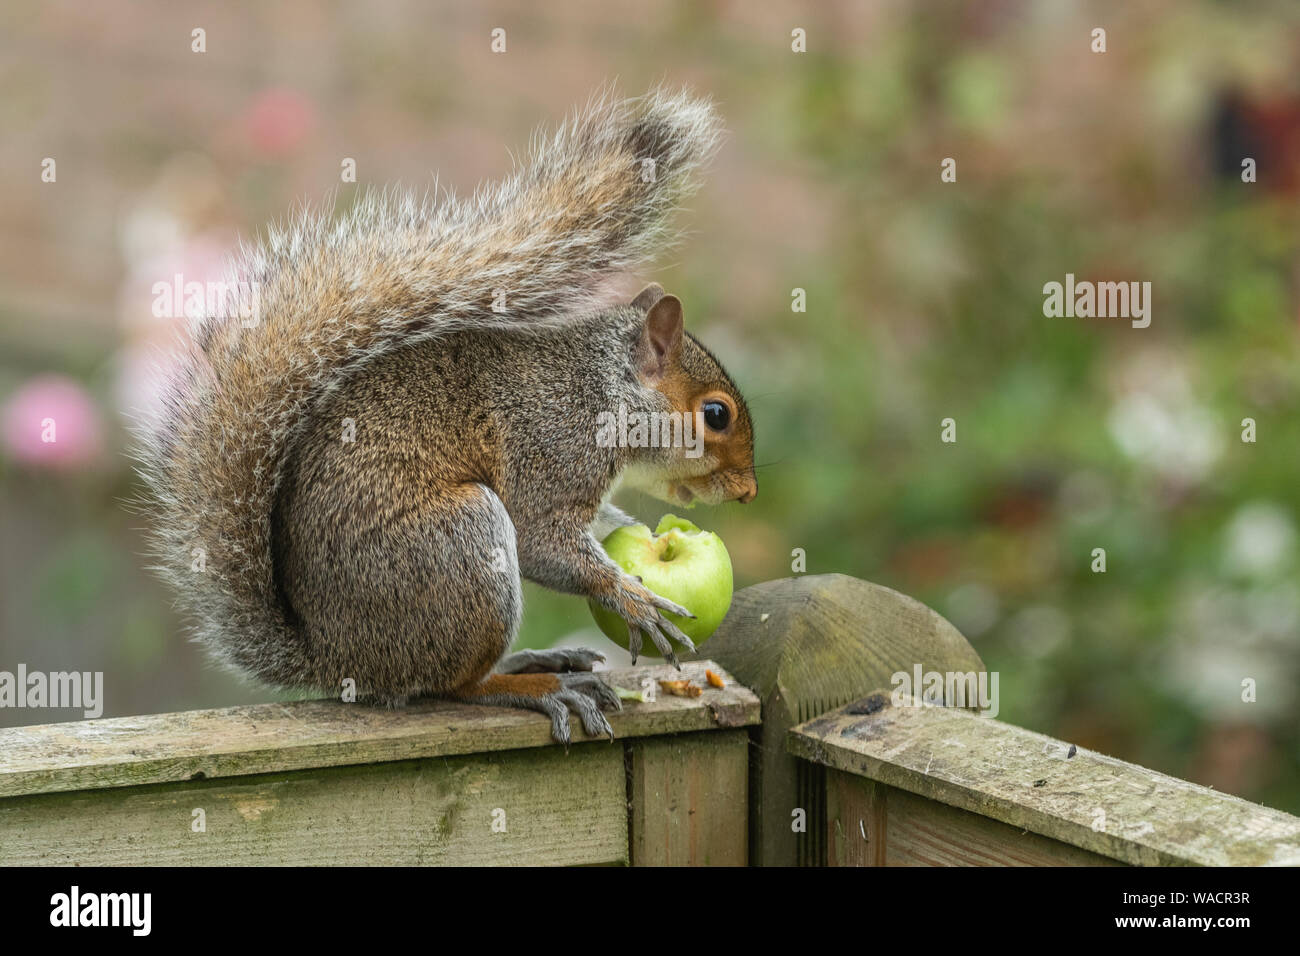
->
599;576;697;667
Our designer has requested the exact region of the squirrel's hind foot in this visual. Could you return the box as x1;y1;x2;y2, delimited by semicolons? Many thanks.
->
495;647;605;674
455;670;622;746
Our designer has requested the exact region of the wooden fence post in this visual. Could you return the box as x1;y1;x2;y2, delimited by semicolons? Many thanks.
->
701;573;983;866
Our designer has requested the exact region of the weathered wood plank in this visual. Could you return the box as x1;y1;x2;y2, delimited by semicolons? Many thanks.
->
0;744;627;866
827;771;1119;866
0;660;757;799
826;771;886;866
703;574;985;866
790;696;1300;867
629;730;749;866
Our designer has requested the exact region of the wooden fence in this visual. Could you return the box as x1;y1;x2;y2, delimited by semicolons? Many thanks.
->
2;575;1297;866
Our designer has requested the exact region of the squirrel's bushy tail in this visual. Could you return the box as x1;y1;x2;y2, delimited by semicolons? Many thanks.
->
137;87;722;687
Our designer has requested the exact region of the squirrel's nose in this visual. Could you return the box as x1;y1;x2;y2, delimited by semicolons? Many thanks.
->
736;480;757;504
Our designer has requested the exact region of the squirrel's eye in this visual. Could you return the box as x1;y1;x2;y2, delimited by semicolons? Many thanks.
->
702;400;730;431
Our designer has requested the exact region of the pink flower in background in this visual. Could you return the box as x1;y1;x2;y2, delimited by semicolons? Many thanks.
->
1;376;105;470
244;88;315;157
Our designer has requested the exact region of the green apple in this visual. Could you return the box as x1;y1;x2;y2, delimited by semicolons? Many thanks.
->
588;514;733;656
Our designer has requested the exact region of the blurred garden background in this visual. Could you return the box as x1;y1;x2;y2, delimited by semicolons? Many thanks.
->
2;0;1299;813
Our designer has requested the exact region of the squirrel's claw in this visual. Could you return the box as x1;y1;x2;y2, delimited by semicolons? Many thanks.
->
604;575;697;667
656;615;696;654
642;621;681;668
648;592;695;619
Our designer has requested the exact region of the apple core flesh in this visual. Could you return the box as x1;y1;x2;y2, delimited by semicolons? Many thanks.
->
588;514;733;656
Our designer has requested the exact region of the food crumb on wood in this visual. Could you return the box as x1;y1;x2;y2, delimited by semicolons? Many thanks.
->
705;669;725;688
760;613;770;622
658;679;702;698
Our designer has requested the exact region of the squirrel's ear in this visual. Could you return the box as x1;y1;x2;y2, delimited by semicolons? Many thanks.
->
631;283;665;312
636;294;683;382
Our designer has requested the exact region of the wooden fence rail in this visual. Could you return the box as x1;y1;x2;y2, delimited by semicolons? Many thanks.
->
790;697;1300;866
0;661;757;866
702;574;1300;867
2;574;1297;866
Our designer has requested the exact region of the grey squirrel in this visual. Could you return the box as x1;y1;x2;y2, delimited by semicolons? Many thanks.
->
139;87;757;744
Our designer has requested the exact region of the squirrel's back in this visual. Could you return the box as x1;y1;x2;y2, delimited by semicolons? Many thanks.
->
137;87;722;687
